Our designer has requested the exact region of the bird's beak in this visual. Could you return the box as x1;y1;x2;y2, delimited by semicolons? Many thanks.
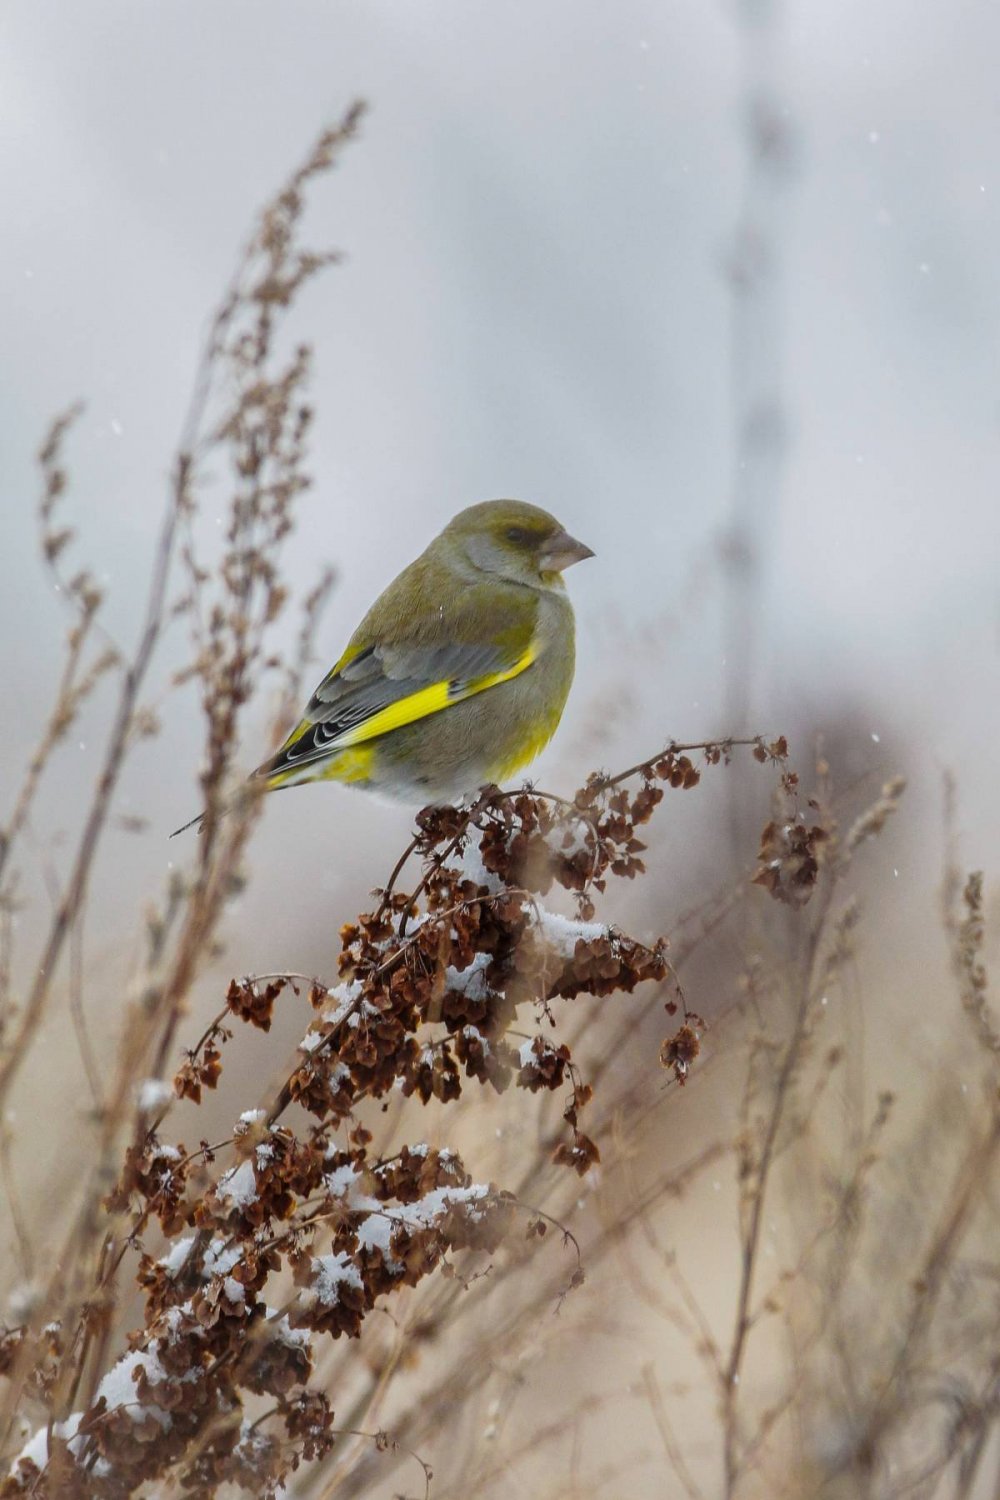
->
538;530;595;574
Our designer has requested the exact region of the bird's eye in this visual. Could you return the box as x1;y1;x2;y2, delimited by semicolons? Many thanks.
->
505;525;531;545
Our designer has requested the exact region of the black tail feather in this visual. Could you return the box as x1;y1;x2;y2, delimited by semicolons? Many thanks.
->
169;810;206;838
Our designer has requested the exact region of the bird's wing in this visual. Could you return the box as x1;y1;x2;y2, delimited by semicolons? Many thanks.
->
257;602;539;783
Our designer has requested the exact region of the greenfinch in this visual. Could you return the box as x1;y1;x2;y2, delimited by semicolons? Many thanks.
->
175;500;592;830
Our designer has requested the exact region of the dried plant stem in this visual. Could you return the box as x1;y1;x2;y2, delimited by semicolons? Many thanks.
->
642;1362;706;1500
721;867;838;1494
0;487;181;1115
834;1102;1000;1487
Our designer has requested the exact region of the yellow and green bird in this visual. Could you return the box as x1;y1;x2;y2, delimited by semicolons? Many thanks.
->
181;500;593;827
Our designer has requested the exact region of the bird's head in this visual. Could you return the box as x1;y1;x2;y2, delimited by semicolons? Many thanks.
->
438;499;594;587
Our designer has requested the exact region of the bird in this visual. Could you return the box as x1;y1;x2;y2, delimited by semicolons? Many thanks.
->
172;500;593;832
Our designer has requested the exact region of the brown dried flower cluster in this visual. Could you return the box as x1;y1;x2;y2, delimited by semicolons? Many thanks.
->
1;736;787;1498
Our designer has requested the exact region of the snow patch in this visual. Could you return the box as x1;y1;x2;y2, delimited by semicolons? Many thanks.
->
160;1237;195;1275
551;818;593;860
528;907;607;958
320;979;364;1029
95;1347;173;1430
462;1025;491;1056
311;1251;364;1305
11;1413;83;1475
268;1313;311;1348
445;951;492;1000
457;837;502;893
217;1159;257;1209
204;1239;242;1278
394;1184;490;1228
137;1079;173;1112
356;1214;401;1268
325;1163;360;1198
356;1183;492;1270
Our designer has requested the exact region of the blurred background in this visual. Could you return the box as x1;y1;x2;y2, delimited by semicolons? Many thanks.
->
1;2;998;1494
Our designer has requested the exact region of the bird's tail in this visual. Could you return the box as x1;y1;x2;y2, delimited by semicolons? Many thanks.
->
169;809;207;838
169;775;274;838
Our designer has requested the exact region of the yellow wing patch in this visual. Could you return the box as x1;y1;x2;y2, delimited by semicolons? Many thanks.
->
334;680;452;747
264;639;539;790
332;642;539;749
266;743;375;791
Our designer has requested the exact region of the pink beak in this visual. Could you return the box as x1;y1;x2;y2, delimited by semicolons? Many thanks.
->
539;529;595;573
